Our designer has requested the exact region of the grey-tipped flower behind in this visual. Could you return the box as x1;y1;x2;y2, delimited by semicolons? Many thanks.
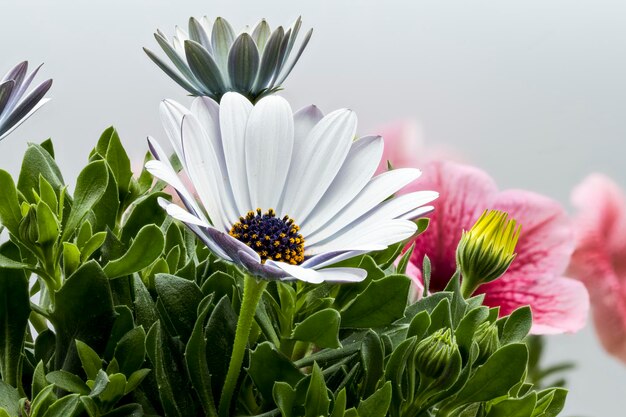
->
0;61;52;141
144;16;312;102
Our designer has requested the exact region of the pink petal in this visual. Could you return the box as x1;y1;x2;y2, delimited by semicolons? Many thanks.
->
492;189;574;279
571;174;626;280
478;274;589;334
407;161;498;291
568;174;626;361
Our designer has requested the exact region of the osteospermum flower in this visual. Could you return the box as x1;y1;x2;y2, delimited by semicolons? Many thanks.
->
144;17;312;102
0;61;52;141
146;92;438;284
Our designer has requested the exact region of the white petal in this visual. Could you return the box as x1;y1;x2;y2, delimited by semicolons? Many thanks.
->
182;114;237;231
400;205;435;220
279;109;357;220
159;99;190;163
144;157;204;219
305;168;422;245
301;250;368;269
293;105;323;145
157;198;230;260
245;95;294;210
191;97;221;146
220;92;254;213
158;197;209;227
307;220;417;255
300;135;383;236
0;98;49;141
267;261;367;283
265;261;326;283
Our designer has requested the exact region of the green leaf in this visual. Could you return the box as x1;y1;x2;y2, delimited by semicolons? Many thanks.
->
132;275;158;330
32;361;47;399
120;192;169;244
40;394;82;417
360;331;384;398
248;342;305;401
184;294;217;416
18;143;64;203
39;175;59;214
396;244;414;275
62;160;109;241
305;363;330;417
51;261;116;374
75;340;102;381
501;306;532;345
124;368;151;395
0;381;19;417
407;310;431;339
80;231;107;262
273;382;297;417
90;164;119;232
0;249;30;388
36;200;59;244
45;370;90;395
341;274;410;328
0;170;22;235
102;127;133;195
204;296;238;401
62;242;81;277
357;381;392;417
103;224;165;279
453;343;528;405
486;392;536;417
146;321;197;417
330;388;347;417
155;273;202;341
114;326;146;376
291;308;341;349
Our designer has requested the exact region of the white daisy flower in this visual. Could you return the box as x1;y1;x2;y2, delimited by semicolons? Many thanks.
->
0;61;52;141
146;92;438;284
144;16;312;102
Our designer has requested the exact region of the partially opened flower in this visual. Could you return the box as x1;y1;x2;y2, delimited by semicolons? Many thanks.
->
0;61;52;141
567;174;626;362
146;92;438;284
144;17;312;102
404;160;589;334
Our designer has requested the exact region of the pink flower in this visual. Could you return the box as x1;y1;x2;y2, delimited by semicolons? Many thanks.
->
405;160;589;334
567;174;626;361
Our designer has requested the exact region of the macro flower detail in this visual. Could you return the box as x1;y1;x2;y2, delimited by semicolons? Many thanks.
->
144;16;312;102
146;92;438;284
0;61;52;141
457;209;521;297
402;160;589;334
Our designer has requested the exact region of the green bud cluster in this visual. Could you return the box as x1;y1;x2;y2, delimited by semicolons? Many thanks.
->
415;328;459;380
474;321;500;364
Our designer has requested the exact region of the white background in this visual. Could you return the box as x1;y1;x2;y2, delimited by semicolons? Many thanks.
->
1;1;625;415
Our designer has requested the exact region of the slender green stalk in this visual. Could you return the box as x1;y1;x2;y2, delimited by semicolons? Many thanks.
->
218;273;268;417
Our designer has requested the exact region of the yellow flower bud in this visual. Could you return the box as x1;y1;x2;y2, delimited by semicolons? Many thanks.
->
456;210;521;298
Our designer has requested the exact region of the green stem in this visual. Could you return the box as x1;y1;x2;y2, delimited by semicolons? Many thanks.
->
218;273;268;417
459;275;480;299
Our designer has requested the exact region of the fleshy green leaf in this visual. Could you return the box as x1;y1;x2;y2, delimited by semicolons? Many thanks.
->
103;224;165;279
291;308;341;349
341;274;410;328
62;160;109;241
248;342;305;401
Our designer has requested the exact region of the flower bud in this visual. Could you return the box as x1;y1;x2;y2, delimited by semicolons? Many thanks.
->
474;321;500;364
415;328;459;380
18;205;39;245
456;210;521;297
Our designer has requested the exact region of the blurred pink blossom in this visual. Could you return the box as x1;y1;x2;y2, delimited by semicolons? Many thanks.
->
378;120;588;334
406;161;589;334
567;174;626;361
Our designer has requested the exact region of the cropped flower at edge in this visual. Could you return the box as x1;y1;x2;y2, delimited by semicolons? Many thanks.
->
144;16;312;102
0;61;52;141
146;92;438;284
567;174;626;362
